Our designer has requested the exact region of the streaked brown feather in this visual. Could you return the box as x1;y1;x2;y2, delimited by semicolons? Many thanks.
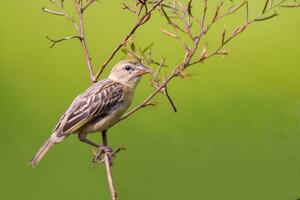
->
53;80;124;137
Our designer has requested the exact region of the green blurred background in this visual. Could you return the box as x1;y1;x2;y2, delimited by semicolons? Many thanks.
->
1;1;300;200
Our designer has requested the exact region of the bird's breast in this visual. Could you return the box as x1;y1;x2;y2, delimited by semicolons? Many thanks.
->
80;88;134;134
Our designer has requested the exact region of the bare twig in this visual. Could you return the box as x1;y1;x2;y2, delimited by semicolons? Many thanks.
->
73;0;96;83
94;0;164;80
280;3;300;8
208;1;248;26
82;0;97;12
42;7;65;16
123;3;137;13
44;1;79;31
254;12;278;22
164;86;177;112
46;35;80;48
201;0;208;29
154;58;165;77
211;1;224;24
187;0;193;16
101;131;117;200
118;73;177;122
262;0;270;13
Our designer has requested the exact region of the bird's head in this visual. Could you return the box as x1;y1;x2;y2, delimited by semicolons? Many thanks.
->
108;60;152;88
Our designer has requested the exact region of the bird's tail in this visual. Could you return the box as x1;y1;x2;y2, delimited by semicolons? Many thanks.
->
30;138;55;167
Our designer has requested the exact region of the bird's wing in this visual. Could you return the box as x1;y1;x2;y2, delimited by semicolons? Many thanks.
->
53;80;124;137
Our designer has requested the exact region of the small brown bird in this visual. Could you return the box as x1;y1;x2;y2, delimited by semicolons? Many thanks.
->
30;60;151;167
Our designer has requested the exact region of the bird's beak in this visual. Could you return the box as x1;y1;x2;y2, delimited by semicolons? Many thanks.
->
134;64;153;77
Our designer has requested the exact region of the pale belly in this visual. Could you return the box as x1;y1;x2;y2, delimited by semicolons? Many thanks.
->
79;103;129;134
78;84;134;135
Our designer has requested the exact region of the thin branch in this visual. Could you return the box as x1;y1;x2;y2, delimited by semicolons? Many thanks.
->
123;3;137;13
245;0;249;23
42;7;65;16
154;58;165;77
101;131;117;200
46;35;80;48
211;1;224;24
118;74;177;122
280;3;300;8
160;6;186;33
262;0;270;13
201;0;208;30
187;0;193;16
82;0;97;12
164;86;177;112
94;0;164;81
46;0;79;31
208;1;248;26
73;0;96;83
253;12;278;22
249;0;287;24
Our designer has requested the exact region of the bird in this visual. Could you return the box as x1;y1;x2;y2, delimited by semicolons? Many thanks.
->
30;60;151;167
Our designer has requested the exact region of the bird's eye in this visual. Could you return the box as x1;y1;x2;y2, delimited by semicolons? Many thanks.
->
125;65;133;71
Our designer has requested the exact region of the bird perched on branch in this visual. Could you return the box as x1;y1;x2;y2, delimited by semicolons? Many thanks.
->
30;60;151;167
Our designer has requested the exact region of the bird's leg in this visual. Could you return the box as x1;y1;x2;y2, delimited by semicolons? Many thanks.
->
99;130;125;166
88;131;124;165
77;133;112;163
101;130;112;163
78;133;100;148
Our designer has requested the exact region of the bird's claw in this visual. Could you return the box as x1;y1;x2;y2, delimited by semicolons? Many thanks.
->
92;146;110;164
92;146;125;167
100;146;113;154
